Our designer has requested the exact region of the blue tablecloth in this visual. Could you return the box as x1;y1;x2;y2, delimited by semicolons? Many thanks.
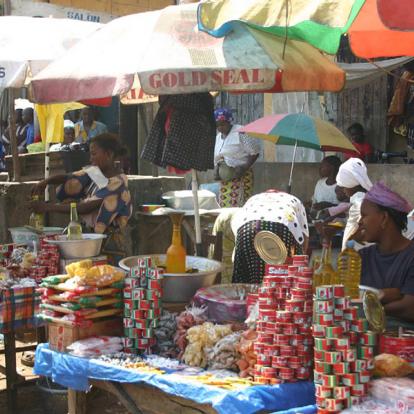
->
35;344;315;414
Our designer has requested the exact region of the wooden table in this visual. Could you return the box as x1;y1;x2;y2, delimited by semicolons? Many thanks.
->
1;326;46;414
68;381;217;414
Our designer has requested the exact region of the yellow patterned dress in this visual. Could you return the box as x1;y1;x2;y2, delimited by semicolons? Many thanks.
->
56;170;132;262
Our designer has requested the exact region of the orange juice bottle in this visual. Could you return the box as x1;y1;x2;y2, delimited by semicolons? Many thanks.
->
166;213;186;273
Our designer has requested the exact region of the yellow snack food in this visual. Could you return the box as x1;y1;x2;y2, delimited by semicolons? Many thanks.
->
66;260;93;277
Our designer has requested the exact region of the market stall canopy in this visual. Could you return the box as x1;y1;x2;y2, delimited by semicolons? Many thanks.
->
198;0;414;58
0;16;101;94
29;3;345;104
377;0;414;31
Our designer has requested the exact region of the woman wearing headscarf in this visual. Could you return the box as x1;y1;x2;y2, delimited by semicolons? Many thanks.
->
214;108;261;207
336;157;373;250
359;182;414;327
231;190;309;284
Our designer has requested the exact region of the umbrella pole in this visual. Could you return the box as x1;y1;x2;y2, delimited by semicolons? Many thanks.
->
8;88;21;182
287;140;298;194
191;169;202;256
44;143;50;201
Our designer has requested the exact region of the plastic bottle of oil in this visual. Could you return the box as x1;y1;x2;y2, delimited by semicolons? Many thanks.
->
313;242;339;289
67;202;83;240
166;213;186;273
29;195;44;231
337;240;361;299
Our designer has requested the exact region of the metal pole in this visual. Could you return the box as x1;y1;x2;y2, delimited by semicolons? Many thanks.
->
287;140;297;194
191;169;202;256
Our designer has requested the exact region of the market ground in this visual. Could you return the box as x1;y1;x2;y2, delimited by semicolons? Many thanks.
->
0;338;130;414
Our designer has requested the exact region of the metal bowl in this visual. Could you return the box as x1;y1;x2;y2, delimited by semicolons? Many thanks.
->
45;234;107;259
119;254;223;303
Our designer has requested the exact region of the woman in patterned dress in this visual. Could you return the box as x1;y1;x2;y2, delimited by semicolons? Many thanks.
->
31;133;132;262
231;190;309;284
214;108;261;208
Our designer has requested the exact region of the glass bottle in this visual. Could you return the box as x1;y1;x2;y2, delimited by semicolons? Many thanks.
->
67;202;83;240
29;195;44;230
166;212;186;273
313;241;339;289
337;240;361;299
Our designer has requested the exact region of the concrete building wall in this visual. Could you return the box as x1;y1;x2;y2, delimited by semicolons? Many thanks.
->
0;176;185;249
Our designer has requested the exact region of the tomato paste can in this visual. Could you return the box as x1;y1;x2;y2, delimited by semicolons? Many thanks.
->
316;313;334;326
292;255;309;266
290;288;309;300
315;285;334;300
334;296;349;310
313;324;326;338
279;345;296;357
286;299;304;312
334;386;350;399
325;398;344;412
342;348;357;362
315;299;334;314
321;374;338;387
279;367;294;381
274;333;291;346
351;384;368;397
314;361;332;374
325;326;344;339
344;307;359;321
265;264;289;275
332;362;350;375
324;351;342;364
314;338;332;351
273;355;289;367
358;370;371;384
341;373;359;386
358;345;374;359
379;331;414;362
314;348;324;360
257;333;274;344
359;331;377;346
351;318;369;333
296;366;311;380
315;384;332;398
333;337;350;350
262;367;277;379
276;310;292;323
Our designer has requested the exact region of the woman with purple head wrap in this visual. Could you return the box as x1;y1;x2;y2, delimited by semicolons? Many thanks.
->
358;182;414;328
213;108;261;207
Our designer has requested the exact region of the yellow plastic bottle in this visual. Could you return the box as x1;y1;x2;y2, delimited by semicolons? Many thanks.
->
337;240;361;299
166;213;186;273
29;195;44;230
67;202;83;240
313;242;339;289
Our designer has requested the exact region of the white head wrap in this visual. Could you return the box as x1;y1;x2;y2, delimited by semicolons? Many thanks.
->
64;120;75;129
336;158;372;191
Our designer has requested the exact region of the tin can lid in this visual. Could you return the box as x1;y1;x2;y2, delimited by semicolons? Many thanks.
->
254;231;287;265
363;290;385;333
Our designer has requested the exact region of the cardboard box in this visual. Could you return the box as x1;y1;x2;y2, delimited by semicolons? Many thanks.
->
59;255;108;273
48;317;123;352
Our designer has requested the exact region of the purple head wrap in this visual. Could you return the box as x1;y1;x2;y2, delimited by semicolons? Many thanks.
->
214;108;233;123
365;182;413;213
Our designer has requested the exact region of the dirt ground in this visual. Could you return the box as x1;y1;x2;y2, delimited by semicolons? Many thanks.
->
0;338;130;414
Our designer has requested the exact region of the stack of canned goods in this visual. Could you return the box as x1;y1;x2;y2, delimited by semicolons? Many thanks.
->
313;284;377;413
253;255;314;384
123;257;163;354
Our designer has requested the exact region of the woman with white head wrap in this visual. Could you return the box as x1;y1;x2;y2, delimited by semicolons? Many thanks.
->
336;158;373;250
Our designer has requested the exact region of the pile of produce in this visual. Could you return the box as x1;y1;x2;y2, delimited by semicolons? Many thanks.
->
174;305;207;359
154;310;179;358
206;331;242;371
236;329;258;378
183;322;233;367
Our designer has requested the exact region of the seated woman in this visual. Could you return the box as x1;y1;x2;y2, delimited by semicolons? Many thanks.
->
31;133;132;262
310;155;342;218
336;157;373;250
231;190;309;284
359;182;414;327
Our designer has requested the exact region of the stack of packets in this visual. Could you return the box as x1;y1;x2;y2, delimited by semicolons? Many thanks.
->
313;284;377;413
123;256;163;354
30;237;60;282
38;259;124;327
253;255;313;384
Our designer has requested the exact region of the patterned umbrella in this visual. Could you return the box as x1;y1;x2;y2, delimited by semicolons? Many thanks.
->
239;113;357;192
30;3;344;104
198;0;414;58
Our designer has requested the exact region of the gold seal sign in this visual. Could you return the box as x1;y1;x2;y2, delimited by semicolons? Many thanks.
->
363;290;386;333
254;231;288;265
